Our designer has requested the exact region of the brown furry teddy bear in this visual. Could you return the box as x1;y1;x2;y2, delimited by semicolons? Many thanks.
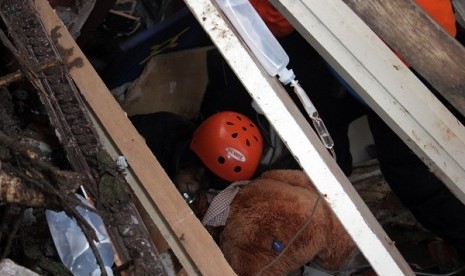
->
203;169;363;275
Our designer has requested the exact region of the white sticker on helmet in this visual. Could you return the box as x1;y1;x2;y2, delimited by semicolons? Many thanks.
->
226;147;246;162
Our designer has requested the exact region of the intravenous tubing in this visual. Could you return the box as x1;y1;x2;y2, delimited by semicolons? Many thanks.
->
215;0;335;155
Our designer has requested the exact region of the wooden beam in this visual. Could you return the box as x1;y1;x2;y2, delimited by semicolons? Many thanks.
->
270;0;465;204
33;0;236;275
183;0;413;275
343;0;465;119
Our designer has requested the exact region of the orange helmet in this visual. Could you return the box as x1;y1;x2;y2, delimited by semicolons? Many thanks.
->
190;111;263;182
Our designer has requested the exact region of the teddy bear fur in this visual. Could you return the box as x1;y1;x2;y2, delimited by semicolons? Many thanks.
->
219;169;358;275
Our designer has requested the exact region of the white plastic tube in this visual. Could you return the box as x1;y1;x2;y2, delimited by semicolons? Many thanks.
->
215;0;295;84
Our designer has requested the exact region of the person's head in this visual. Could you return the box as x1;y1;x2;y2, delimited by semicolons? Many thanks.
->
190;111;263;182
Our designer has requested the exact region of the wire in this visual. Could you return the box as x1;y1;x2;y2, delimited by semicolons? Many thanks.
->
329;147;337;162
254;113;271;145
255;194;322;276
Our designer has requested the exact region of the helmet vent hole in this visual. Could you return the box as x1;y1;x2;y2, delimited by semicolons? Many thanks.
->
250;123;255;128
254;135;258;142
242;126;247;131
234;166;242;172
232;133;238;138
236;116;242;121
246;139;250;147
218;157;225;164
226;121;234;125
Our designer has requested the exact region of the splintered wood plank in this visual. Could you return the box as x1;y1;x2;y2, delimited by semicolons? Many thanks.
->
183;0;413;274
33;0;236;275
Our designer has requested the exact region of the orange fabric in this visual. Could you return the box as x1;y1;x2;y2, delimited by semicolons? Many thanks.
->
249;0;294;38
416;0;457;36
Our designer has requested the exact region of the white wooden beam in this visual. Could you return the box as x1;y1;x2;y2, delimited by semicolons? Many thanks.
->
184;0;414;275
270;0;465;204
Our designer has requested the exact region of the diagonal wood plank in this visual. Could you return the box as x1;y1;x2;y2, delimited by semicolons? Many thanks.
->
33;0;236;275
